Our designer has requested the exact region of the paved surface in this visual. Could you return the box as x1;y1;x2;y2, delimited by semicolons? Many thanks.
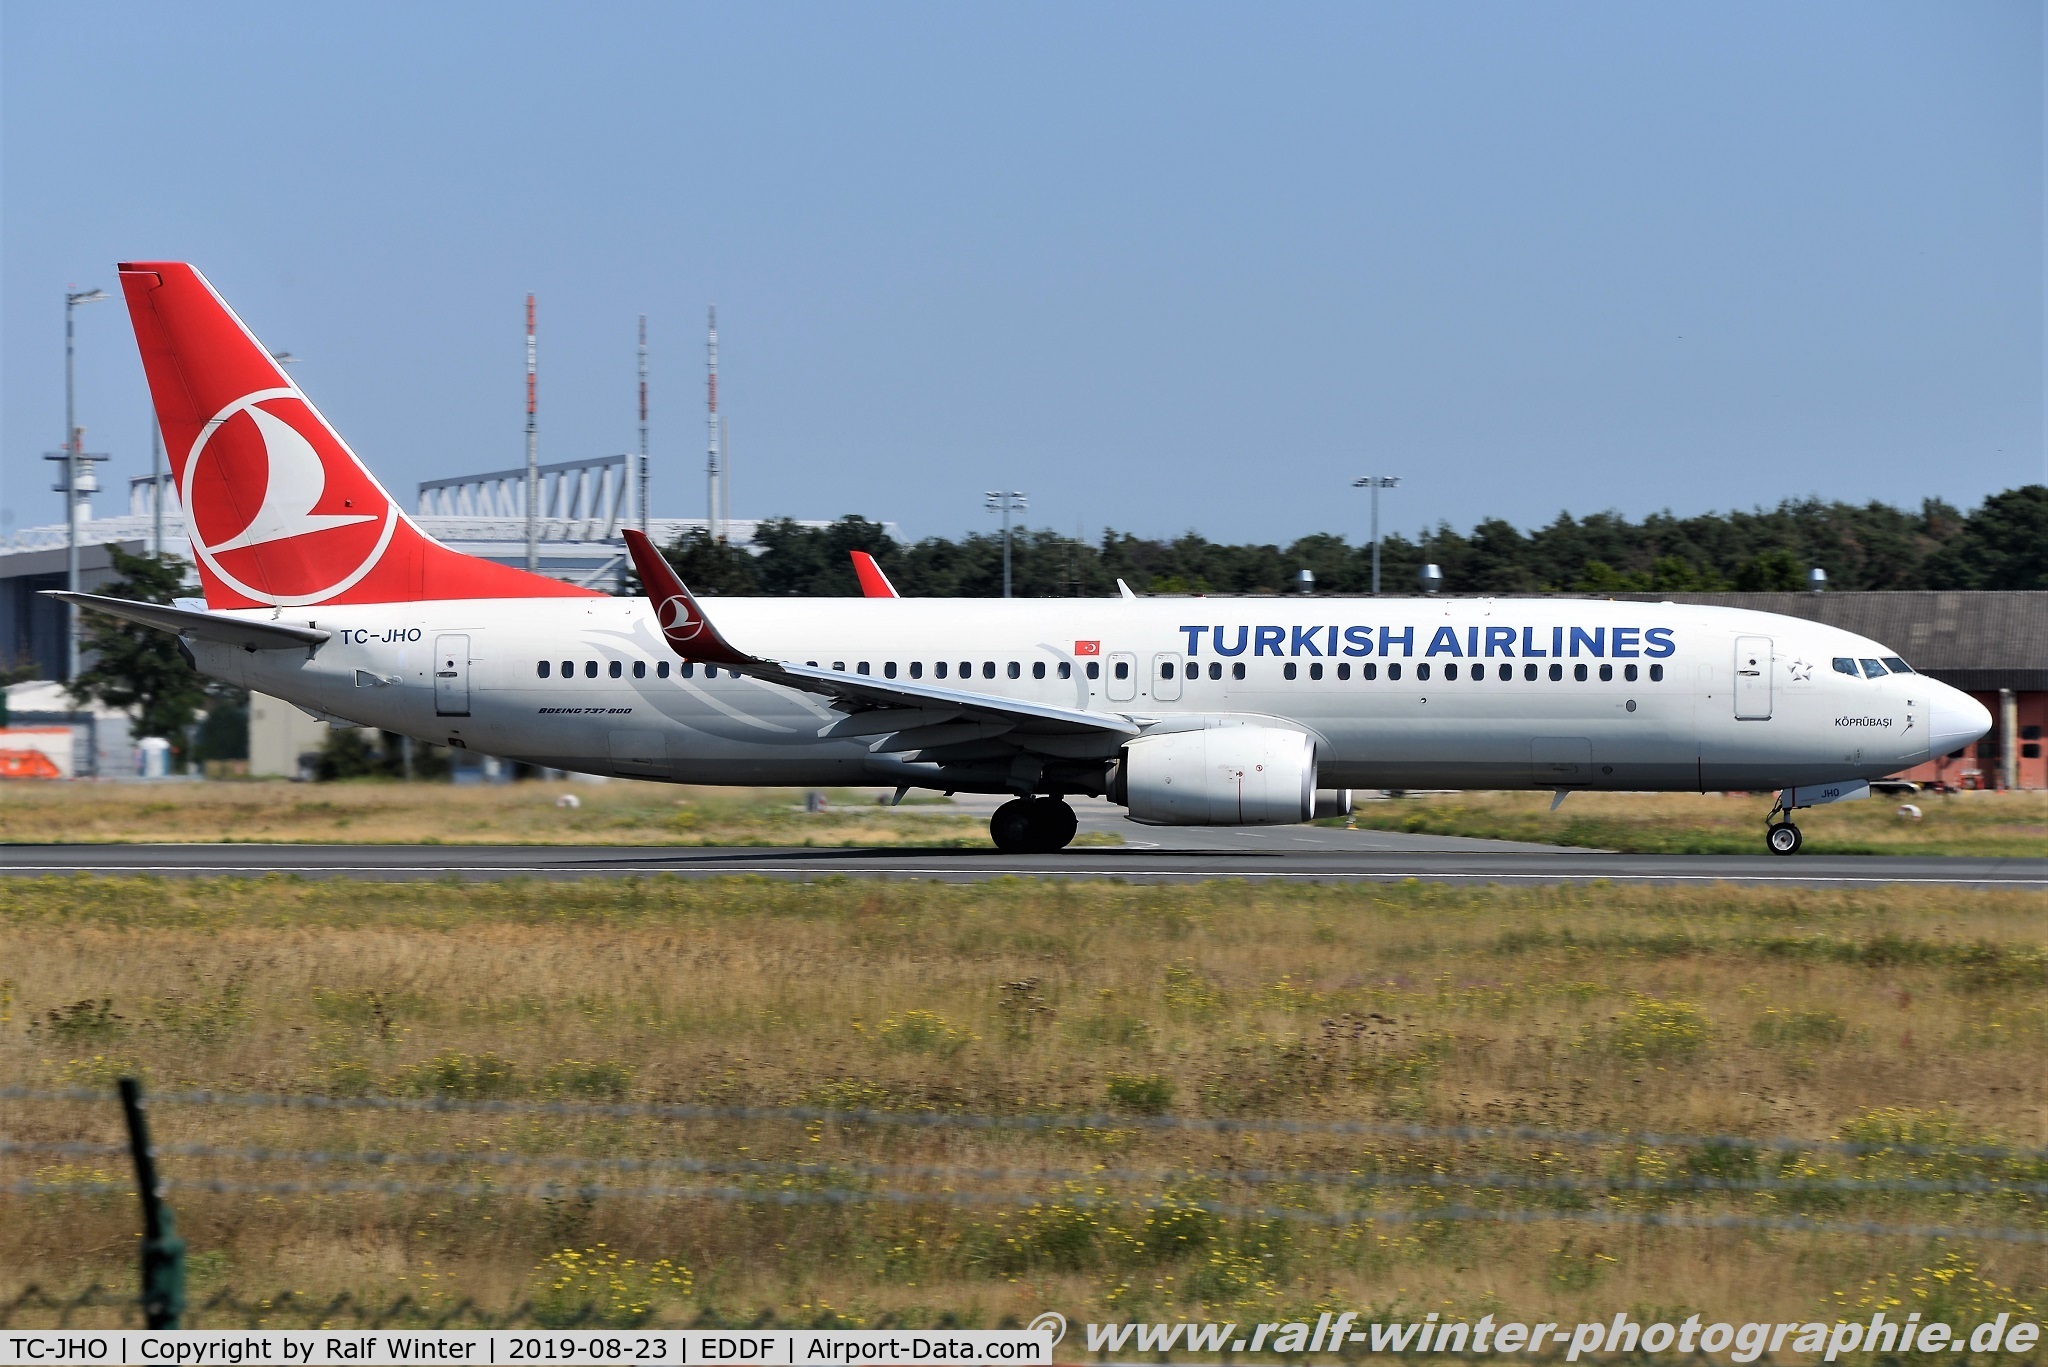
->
0;839;2037;887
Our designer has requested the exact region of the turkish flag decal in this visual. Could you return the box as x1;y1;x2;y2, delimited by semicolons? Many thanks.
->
1074;640;1101;656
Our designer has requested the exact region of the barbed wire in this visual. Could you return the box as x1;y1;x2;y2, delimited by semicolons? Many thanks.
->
9;1173;2045;1245
6;1086;2041;1163
4;1138;2043;1202
0;1282;602;1330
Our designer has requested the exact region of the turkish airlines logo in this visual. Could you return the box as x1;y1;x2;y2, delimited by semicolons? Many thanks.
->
657;593;705;643
184;389;399;606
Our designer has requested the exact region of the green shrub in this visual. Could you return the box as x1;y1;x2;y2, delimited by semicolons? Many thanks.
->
391;1050;521;1099
1106;1072;1175;1114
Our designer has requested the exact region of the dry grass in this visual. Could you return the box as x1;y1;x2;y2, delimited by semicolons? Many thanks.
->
0;781;991;846
1347;789;2048;856
2;875;2043;1333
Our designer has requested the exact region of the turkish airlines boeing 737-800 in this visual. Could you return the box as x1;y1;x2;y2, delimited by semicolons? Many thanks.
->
55;263;1991;855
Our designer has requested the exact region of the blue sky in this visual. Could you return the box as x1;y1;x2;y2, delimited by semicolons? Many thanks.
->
2;3;2040;545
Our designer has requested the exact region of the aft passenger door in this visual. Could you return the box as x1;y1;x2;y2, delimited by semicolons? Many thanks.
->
1734;637;1772;720
1151;653;1183;701
434;633;472;717
1106;651;1137;702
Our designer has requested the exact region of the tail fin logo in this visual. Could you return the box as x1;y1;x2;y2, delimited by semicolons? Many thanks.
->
656;593;707;644
185;388;399;606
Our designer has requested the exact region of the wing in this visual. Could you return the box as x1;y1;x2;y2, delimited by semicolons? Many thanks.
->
45;591;331;650
850;550;899;598
622;529;1135;747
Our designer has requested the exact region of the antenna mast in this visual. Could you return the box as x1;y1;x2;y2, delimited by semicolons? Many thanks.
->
637;314;649;536
706;305;722;543
524;293;538;572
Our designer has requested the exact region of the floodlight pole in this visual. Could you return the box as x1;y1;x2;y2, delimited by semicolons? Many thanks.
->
1353;475;1401;596
985;491;1027;597
62;287;108;679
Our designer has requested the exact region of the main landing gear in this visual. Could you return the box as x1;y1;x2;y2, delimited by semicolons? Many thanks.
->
1764;795;1803;856
990;797;1078;854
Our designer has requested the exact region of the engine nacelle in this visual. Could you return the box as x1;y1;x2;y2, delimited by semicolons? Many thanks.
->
1114;725;1317;826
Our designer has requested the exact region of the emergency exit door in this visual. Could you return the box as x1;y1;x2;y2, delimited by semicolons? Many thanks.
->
435;634;472;717
1733;636;1771;720
1152;654;1184;701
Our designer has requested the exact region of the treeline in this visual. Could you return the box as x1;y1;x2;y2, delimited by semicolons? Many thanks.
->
660;484;2047;597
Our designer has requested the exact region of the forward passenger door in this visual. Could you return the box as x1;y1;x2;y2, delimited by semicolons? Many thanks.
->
1734;637;1772;720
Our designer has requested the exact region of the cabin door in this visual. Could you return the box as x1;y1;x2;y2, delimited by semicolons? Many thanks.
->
434;634;472;717
1733;637;1772;720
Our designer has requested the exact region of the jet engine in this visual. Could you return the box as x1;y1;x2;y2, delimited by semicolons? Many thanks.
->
1112;725;1317;826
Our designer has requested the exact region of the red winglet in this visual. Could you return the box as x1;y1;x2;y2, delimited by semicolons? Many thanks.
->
623;529;756;667
850;550;899;598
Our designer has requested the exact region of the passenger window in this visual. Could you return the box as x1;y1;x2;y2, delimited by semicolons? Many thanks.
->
935;662;948;679
1623;663;1637;682
1883;656;1913;674
960;661;972;677
1598;663;1612;681
1208;662;1221;680
1113;661;1130;680
585;660;598;678
910;662;923;679
1498;663;1511;681
1574;663;1588;682
1471;665;1483;682
1336;663;1350;680
1832;658;1858;677
1388;663;1402;681
704;667;717;679
857;662;870;675
983;662;996;679
1033;661;1046;680
1445;663;1459;681
1087;661;1101;680
1008;662;1021;680
634;660;647;678
1284;662;1298;681
1549;663;1563;681
1232;662;1246;680
1311;662;1324;680
884;661;897;679
1058;662;1072;679
1362;663;1377;680
1860;659;1887;679
537;661;551;678
1648;663;1662;682
1417;663;1432;681
1159;661;1174;680
657;661;670;678
609;660;623;679
680;663;695;678
1524;663;1537;681
833;661;846;672
560;660;573;678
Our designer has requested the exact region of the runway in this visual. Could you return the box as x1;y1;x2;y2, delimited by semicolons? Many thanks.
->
0;836;2038;887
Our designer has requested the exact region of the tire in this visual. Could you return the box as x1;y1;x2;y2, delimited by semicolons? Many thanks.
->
1028;798;1078;852
1766;822;1802;856
990;799;1037;853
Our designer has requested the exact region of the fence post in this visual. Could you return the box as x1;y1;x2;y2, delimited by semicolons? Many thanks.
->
118;1077;186;1328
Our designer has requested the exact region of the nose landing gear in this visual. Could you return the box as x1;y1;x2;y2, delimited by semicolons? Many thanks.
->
1764;794;1803;856
990;796;1079;854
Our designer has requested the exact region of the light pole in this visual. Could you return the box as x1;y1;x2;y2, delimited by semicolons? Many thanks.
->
1352;475;1401;596
60;287;108;679
985;491;1027;598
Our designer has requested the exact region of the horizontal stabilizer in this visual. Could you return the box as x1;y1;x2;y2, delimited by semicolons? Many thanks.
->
45;591;330;650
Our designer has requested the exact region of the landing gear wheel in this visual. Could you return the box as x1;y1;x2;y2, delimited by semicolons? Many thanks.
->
1766;822;1802;856
989;797;1077;854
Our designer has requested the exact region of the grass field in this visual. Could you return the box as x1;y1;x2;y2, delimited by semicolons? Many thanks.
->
2;875;2043;1335
0;780;990;846
1346;789;2047;857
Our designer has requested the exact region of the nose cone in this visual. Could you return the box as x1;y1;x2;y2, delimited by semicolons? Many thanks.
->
1928;684;1992;760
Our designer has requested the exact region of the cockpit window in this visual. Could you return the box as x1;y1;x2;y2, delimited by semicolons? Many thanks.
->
1832;658;1858;677
1860;659;1887;679
1883;656;1913;674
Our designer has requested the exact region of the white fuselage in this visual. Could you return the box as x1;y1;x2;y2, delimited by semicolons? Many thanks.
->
189;595;1975;798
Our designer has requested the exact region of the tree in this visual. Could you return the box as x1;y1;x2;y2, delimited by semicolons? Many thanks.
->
66;547;229;764
1924;485;2048;590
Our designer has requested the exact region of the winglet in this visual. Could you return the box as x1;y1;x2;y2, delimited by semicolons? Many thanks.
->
851;550;899;598
622;528;757;667
1117;578;1138;600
